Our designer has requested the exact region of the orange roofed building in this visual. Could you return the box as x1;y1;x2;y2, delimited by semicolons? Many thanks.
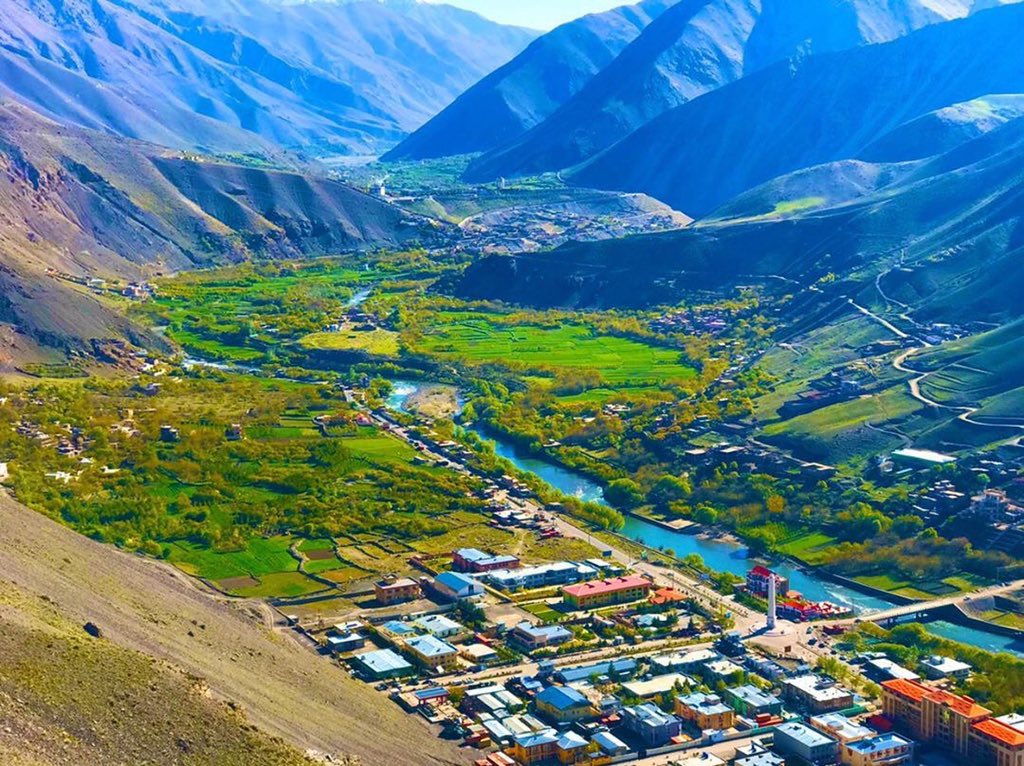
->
880;678;1024;764
562;575;652;610
970;719;1024;766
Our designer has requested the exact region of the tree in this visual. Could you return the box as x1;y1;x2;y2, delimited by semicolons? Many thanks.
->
606;478;644;509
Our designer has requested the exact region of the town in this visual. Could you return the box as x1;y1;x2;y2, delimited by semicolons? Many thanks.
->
283;535;1018;766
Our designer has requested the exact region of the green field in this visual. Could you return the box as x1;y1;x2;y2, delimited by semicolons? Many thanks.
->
419;313;697;385
168;536;297;581
299;328;400;356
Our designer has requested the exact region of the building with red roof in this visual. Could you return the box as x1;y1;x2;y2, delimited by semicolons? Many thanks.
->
562;575;651;610
882;679;992;761
970;718;1024;766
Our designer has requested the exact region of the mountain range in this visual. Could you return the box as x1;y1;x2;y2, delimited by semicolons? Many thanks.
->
0;100;432;356
384;0;678;161
0;0;536;157
457;0;990;183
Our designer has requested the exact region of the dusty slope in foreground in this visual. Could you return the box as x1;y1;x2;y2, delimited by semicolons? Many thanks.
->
0;491;468;766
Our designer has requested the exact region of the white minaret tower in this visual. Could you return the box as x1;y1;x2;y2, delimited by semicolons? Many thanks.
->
767;572;778;631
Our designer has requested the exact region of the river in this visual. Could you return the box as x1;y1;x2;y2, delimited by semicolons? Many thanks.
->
387;379;1024;653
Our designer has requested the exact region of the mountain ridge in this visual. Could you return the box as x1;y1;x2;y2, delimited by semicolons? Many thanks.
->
383;0;678;161
462;0;992;183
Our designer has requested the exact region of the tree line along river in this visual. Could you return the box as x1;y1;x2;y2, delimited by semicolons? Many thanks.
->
387;380;1024;657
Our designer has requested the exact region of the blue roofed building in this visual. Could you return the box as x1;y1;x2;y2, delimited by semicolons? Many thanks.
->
512;728;559;764
592;730;631;756
351;648;414;680
621;703;684;747
380;620;420;639
534;685;595;723
405;634;460;672
433;570;485;600
554;658;638;684
844;733;915;766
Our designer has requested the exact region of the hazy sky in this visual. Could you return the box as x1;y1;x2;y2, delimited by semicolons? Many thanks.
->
425;0;635;29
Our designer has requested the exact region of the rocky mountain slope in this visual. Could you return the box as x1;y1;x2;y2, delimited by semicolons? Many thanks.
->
384;0;677;161
463;0;981;183
0;0;535;157
0;490;465;765
0;101;432;353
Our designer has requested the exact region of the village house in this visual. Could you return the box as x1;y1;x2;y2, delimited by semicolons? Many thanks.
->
508;621;573;652
374;577;422;605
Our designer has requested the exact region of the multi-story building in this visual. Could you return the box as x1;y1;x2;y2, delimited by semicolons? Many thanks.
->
773;721;840;766
621;703;684;747
404;634;460;672
562;575;652;610
784;675;855;714
727;685;783;719
969;718;1024;766
374;577;422;605
452;547;520;573
512;729;559;765
843;733;915;766
746;566;790;598
534;686;595;723
881;679;991;761
675;693;736;731
485;562;597;592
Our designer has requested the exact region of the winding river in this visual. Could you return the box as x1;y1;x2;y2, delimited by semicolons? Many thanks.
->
387;380;1024;654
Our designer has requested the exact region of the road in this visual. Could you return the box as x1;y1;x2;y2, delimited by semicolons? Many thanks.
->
853;270;1024;433
894;348;1024;431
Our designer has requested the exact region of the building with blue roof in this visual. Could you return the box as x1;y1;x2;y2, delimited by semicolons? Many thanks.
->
844;733;915;766
381;620;420;638
554;657;638;684
512;729;558;764
433;570;485;600
351;648;414;680
556;730;589;758
622;702;684;747
592;730;630;756
405;634;459;671
534;685;595;723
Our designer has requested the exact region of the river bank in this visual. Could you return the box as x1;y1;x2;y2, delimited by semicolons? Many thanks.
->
384;378;1023;654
